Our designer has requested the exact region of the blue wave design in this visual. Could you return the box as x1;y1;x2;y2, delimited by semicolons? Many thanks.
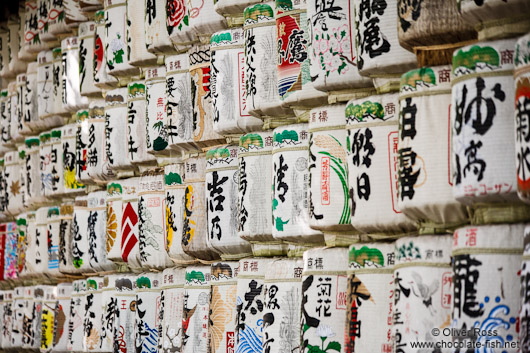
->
474;304;513;353
278;77;298;97
235;325;262;353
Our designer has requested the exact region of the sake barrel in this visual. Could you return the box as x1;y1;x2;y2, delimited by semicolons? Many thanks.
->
50;47;69;119
209;261;239;353
210;28;263;135
93;10;118;90
71;196;92;273
11;287;25;348
344;243;395;353
127;80;156;165
52;282;73;352
40;285;57;352
66;279;87;352
16;73;32;136
58;202;76;275
521;225;530;349
61;36;88;112
37;50;63;128
0;160;6;215
84;100;116;183
165;55;196;152
238;132;274;242
145;66;170;155
106;178;139;264
99;274;119;352
112;274;137;353
126;0;157;67
459;0;530;41
271;124;323;244
25;286;49;350
397;0;476;66
346;93;417;234
23;1;48;56
121;179;142;270
83;277;104;352
0;28;10;79
182;266;211;353
275;0;328;109
516;33;530;203
104;0;139;77
182;155;220;260
17;145;29;210
398;66;468;228
24;137;44;205
135;272;163;352
189;44;226;147
86;191;116;272
8;81;22;143
244;3;291;118
15;214;28;278
353;0;417;77
144;0;177;55
206;146;251;258
105;87;133;171
214;0;259;24
46;206;62;277
5;150;24;215
393;235;452;351
1;290;13;350
22;212;36;277
160;267;186;353
79;0;104;12
33;207;49;275
74;111;89;188
0;292;5;347
234;258;271;353
262;258;304;353
452;39;523;210
23;62;41;132
78;21;100;97
63;0;88;26
39;131;53;197
452;225;522;349
167;0;197;52
47;0;69;35
17;6;30;63
0;90;10;147
7;17;27;75
189;0;227;40
48;128;65;196
308;105;352;231
61;123;85;195
305;0;373;93
300;247;348;353
37;0;55;44
164;163;196;264
138;171;173;269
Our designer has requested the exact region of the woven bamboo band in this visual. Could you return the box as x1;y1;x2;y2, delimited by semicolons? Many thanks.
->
161;283;185;289
189;62;210;71
184;284;210;289
523;255;530;261
471;203;530;225
251;244;288;257
220;252;253;261
105;2;125;10
398;89;451;101
451;69;513;86
346;119;398;129
137;190;164;196
302;270;346;276
104;103;127;109
238;150;272;158
393;262;451;270
210;43;245;52
244;21;275;30
166;68;190;75
413;39;478;54
368;230;418;240
418;219;470;235
328;88;376;104
347;268;393;275
476;12;530;41
145;75;166;83
136;286;162;293
211;280;238;286
79;34;94;40
263;118;295;130
515;65;530;78
264;277;301;283
206;165;238;173
309;125;345;133
324;233;362;248
237;274;265;280
272;145;309;154
375;81;401;95
452;247;522;257
226;14;245;28
169;257;198;265
276;9;306;19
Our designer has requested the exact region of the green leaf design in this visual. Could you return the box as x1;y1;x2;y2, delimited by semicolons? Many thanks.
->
325;341;341;352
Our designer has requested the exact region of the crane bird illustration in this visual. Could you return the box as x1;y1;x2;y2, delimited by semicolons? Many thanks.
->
410;271;439;316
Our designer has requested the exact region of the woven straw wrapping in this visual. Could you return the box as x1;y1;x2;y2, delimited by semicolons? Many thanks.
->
79;0;104;11
160;267;185;353
86;191;116;272
93;10;118;90
11;287;25;348
206;146;252;258
244;3;292;118
164;163;195;264
182;155;220;260
301;247;349;353
208;261;239;353
37;50;63;128
127;0;158;66
127;80;157;165
0;29;10;79
5;151;24;215
8;82;23;143
346;93;416;234
345;243;394;353
271;123;323;244
397;0;476;52
306;0;372;92
0;290;14;349
112;274;137;353
37;0;55;44
453;224;523;349
62;123;85;195
522;225;530;348
452;39;521;205
23;1;48;57
58;202;76;275
63;0;88;24
105;87;133;171
144;0;178;54
61;37;89;112
16;73;32;137
50;48;69;118
276;0;328;109
105;0;139;77
182;265;211;353
393;235;452;352
83;276;104;352
238;132;274;242
145;66;171;155
211;28;262;135
51;283;72;352
66;279;87;352
8;18;27;75
120;179;142;270
78;22;101;97
188;0;227;39
99;274;120;352
397;66;467;227
234;258;271;353
138;172;174;270
46;206;62;277
262;258;304;353
165;55;197;152
308;104;353;231
39;286;56;351
189;44;226;147
71;196;91;274
15;214;28;278
23;63;41;132
135;273;163;352
515;33;530;203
